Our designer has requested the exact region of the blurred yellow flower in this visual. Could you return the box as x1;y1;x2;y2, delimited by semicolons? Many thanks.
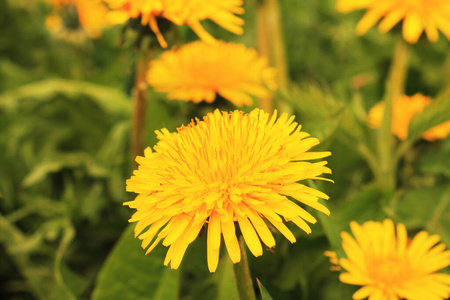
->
324;250;341;271
336;0;450;43
146;41;276;107
103;0;244;48
45;0;109;38
126;109;332;272
368;94;450;141
335;219;450;300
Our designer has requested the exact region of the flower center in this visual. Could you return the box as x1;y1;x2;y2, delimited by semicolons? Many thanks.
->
368;256;413;288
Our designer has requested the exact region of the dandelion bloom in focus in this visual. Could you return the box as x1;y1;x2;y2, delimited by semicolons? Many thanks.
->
103;0;244;48
147;41;276;107
126;109;332;272
334;219;450;300
336;0;450;43
45;0;109;38
368;94;450;141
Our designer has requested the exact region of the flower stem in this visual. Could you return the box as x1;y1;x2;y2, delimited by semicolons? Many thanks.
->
233;237;257;300
131;51;152;163
377;38;410;190
256;0;290;113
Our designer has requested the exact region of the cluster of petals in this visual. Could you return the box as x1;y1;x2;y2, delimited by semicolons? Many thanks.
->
334;219;450;300
126;109;332;272
336;0;450;43
368;94;450;141
146;41;276;106
45;0;109;38
103;0;244;48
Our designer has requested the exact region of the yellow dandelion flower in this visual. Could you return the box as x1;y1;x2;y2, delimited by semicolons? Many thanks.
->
368;94;450;141
336;0;450;43
76;1;110;38
44;0;109;38
126;109;332;272
146;41;276;107
103;0;244;48
336;219;450;300
422;120;450;141
324;250;341;271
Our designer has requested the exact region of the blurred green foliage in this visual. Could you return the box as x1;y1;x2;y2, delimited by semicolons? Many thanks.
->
1;0;449;299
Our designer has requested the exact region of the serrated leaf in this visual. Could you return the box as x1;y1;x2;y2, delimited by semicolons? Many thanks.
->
92;224;179;300
257;279;274;300
408;96;450;141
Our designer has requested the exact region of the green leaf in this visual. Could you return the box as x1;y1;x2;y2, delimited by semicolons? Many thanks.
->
333;184;385;228
397;185;450;246
407;96;450;141
282;84;344;143
256;279;274;300
216;257;239;300
92;224;179;300
418;138;450;177
54;221;77;300
0;78;132;116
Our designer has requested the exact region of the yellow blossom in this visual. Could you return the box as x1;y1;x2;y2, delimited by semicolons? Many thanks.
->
126;109;332;272
103;0;244;48
45;0;109;38
368;94;450;141
336;0;450;43
324;250;341;271
146;41;276;107
335;219;450;300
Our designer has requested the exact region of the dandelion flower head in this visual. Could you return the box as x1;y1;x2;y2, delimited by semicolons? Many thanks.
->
45;0;109;38
126;109;332;272
336;219;450;300
103;0;244;48
147;41;277;107
336;0;450;43
368;94;450;141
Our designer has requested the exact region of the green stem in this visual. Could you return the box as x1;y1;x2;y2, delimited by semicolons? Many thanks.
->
131;51;152;164
377;38;410;190
256;0;290;113
233;237;257;300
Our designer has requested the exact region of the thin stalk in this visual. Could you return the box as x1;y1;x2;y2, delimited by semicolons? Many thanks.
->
233;237;257;300
256;0;290;113
377;38;410;190
131;51;152;163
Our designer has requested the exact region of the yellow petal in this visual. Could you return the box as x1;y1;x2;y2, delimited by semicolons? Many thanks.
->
356;9;386;35
221;212;241;264
236;211;263;257
241;205;275;248
207;212;222;272
378;9;405;33
402;12;423;43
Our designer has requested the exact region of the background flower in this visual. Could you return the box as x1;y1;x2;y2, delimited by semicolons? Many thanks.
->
336;0;450;43
45;0;109;38
336;219;450;300
368;94;450;141
126;109;331;272
146;41;277;106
